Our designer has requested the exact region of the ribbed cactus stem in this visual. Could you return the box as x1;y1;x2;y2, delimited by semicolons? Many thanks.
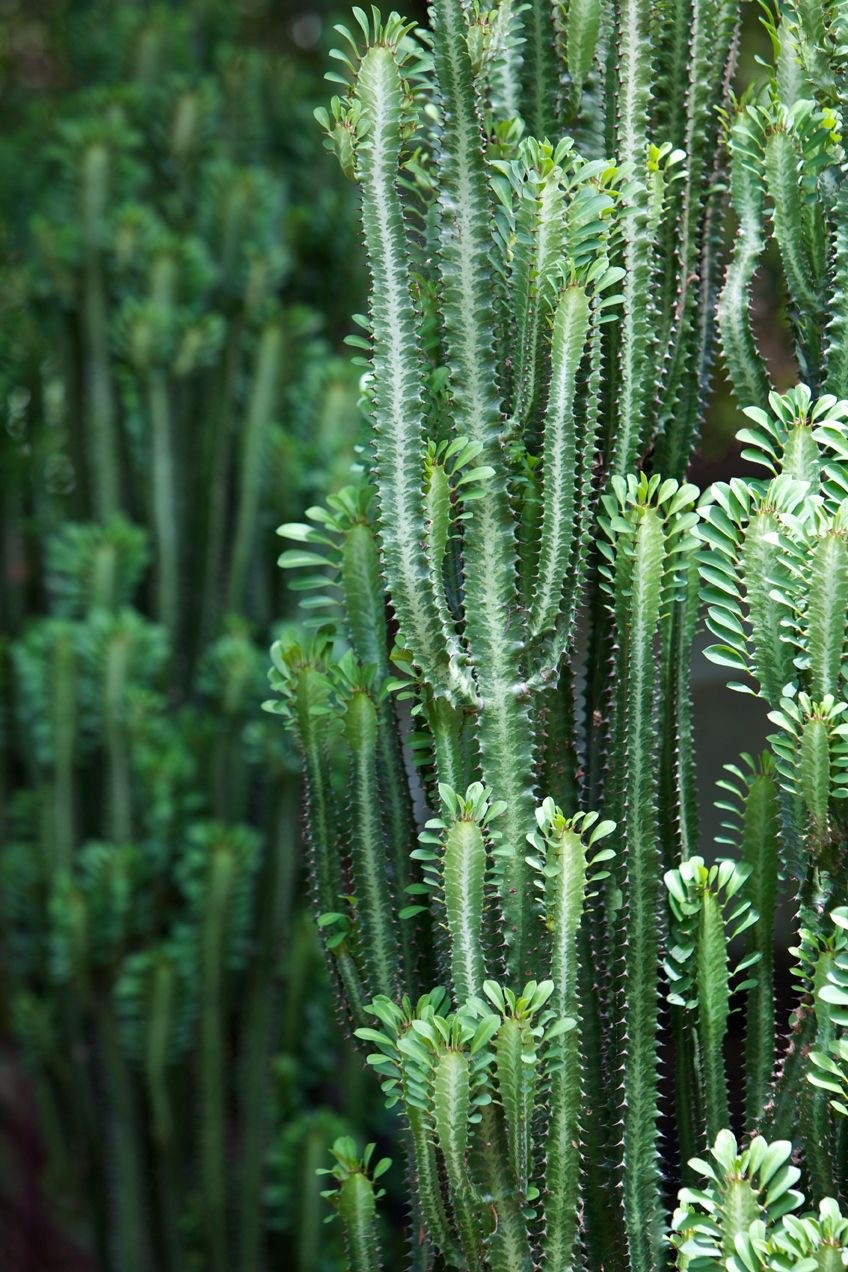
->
149;367;178;636
431;0;536;976
818;1244;845;1272
340;519;388;668
52;627;77;874
472;1104;531;1271
530;285;591;641
658;557;700;869
91;540;120;611
345;686;401;997
722;1179;762;1257
286;652;343;917
200;843;234;1272
148;252;180;642
741;760;779;1128
444;817;486;1002
616;507;666;1272
335;1170;384;1272
825;185;848;399
804;947;839;1199
337;516;419;976
200;316;242;645
425;697;471;794
406;1106;459;1263
740;510;796;707
610;0;654;472
718;112;770;411
799;716;831;847
768;1006;817;1141
82;141;120;519
145;959;183;1272
763;126;823;374
104;631;132;843
145;960;175;1148
295;1126;327;1270
495;1015;533;1195
227;318;283;614
542;824;588;1271
697;890;731;1141
237;792;295;1272
132;20;164;87
653;0;738;472
808;533;848;702
520;0;558;136
433;1049;483;1271
96;1002;149;1272
566;0;601;105
354;41;451;698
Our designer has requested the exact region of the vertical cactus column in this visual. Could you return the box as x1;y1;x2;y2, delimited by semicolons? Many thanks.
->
273;0;719;1262
598;474;699;1268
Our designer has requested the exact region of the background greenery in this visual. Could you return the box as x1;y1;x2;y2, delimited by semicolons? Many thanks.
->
0;2;375;1268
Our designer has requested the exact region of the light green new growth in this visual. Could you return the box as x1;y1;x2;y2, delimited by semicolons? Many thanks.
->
318;1137;391;1272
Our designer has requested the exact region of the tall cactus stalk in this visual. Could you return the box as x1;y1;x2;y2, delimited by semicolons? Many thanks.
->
81;137;120;520
273;1;848;1267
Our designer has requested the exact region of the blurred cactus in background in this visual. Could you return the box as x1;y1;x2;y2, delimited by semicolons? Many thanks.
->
0;2;370;1268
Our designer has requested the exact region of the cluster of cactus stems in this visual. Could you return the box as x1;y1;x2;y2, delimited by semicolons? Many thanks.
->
271;1;848;1268
0;3;364;1269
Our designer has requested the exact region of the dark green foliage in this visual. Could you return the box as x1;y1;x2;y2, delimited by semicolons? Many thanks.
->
0;2;364;1267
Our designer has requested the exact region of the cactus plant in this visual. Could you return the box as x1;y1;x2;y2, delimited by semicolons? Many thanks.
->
271;1;848;1267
